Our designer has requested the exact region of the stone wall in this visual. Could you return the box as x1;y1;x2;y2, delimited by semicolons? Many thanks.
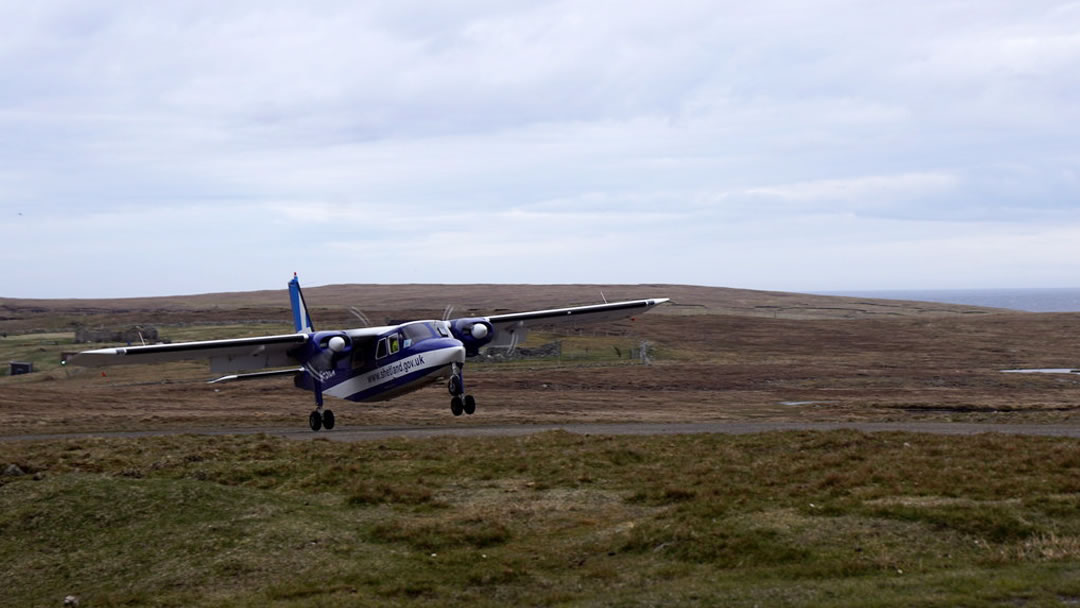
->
74;325;159;344
477;341;562;362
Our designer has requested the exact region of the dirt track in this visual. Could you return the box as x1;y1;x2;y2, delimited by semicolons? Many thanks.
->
6;421;1080;443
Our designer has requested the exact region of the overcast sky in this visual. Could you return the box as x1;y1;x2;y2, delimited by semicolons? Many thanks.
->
2;1;1079;297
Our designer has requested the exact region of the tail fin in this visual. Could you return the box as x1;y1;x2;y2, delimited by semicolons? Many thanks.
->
288;273;314;333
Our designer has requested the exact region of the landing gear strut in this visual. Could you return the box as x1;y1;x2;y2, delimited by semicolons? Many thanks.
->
448;363;476;416
309;380;335;431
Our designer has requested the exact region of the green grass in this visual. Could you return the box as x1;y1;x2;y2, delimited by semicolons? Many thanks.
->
0;324;291;381
3;431;1080;606
0;332;75;376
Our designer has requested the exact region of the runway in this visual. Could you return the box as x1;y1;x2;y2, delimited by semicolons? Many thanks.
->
5;421;1080;443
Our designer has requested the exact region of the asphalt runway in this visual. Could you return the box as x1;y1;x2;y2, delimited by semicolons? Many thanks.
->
5;421;1080;443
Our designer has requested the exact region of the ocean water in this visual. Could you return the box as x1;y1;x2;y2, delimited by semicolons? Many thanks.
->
819;288;1080;313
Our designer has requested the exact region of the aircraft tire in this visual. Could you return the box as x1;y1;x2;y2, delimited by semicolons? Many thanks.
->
309;410;323;431
451;396;464;416
463;395;476;415
322;409;335;430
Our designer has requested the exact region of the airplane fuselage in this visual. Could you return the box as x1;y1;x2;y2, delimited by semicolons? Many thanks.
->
293;321;466;403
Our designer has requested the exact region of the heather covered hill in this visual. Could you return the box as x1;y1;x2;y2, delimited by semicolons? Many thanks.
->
0;283;1006;334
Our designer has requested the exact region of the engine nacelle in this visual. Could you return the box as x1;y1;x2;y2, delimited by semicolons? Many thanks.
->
290;331;352;371
449;318;494;356
469;323;489;339
328;336;346;352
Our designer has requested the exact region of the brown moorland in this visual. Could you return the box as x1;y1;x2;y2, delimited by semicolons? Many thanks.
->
1;284;1078;434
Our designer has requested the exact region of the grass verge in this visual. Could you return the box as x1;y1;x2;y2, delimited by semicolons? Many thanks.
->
2;430;1080;606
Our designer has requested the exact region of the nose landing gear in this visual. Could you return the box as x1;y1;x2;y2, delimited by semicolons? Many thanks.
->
448;363;476;416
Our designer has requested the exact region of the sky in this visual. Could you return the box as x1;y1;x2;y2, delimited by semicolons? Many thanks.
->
2;1;1079;298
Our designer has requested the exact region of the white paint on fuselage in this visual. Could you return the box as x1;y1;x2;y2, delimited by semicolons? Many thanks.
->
324;344;465;401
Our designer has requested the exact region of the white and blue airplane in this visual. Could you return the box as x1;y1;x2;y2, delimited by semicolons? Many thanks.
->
71;275;669;431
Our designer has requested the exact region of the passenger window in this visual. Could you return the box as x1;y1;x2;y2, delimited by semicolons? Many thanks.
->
376;338;388;359
389;335;400;354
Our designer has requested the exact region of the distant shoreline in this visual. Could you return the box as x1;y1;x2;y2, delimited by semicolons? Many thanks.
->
818;288;1080;313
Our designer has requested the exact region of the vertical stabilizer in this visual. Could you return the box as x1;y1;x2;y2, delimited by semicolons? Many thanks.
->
288;273;314;333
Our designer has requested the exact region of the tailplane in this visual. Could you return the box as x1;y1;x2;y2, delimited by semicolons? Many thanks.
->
288;273;314;333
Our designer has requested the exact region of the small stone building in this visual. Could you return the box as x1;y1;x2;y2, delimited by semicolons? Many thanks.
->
9;361;33;376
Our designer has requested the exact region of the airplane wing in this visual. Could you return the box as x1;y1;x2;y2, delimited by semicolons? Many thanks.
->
482;298;668;350
68;333;309;374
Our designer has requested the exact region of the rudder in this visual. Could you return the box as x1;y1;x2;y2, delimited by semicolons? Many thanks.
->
288;273;314;333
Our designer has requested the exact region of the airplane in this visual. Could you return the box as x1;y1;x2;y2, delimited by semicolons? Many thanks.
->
70;275;669;431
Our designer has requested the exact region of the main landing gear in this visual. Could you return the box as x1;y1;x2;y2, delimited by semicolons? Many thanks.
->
309;380;335;431
309;406;335;431
448;363;476;417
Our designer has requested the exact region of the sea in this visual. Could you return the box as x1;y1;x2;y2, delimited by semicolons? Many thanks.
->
817;288;1080;313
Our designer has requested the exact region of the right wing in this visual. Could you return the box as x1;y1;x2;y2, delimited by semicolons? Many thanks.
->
483;298;668;349
68;333;310;373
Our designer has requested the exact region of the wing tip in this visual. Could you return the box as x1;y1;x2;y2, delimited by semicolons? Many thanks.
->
67;347;124;367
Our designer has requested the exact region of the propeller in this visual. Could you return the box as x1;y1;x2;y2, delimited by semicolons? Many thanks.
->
305;334;349;373
442;305;455;321
348;307;371;327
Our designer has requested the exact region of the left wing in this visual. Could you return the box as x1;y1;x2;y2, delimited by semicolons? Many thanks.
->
482;298;668;350
68;333;309;373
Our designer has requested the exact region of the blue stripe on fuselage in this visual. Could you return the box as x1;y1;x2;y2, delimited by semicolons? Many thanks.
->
295;337;462;403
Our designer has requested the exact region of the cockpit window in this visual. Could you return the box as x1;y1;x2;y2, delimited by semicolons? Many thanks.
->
388;335;400;354
402;322;435;347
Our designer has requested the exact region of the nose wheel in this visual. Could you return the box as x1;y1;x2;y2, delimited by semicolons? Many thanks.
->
448;363;476;416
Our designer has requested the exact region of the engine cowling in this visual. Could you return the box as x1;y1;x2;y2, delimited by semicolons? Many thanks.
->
290;331;352;371
449;318;494;356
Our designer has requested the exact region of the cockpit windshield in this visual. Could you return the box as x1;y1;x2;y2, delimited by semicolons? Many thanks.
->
401;322;436;347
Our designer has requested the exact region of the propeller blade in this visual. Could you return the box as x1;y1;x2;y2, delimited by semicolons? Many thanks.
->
442;305;455;321
348;307;371;327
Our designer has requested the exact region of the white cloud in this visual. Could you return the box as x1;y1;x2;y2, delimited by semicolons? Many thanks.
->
1;1;1079;296
744;172;958;205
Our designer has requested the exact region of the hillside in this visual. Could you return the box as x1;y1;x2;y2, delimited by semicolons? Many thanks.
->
0;283;1008;334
